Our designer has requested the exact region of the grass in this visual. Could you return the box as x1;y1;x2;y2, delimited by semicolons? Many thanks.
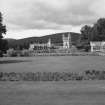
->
0;59;30;64
0;56;105;105
0;56;105;72
0;81;105;105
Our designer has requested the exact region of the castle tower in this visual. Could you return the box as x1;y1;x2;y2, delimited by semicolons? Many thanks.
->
47;38;51;47
68;33;72;47
63;33;71;49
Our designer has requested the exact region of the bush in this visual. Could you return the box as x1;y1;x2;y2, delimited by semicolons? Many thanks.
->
7;48;17;57
6;49;31;57
21;49;30;56
0;50;3;57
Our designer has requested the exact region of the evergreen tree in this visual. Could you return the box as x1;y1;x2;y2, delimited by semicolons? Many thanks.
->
0;12;7;56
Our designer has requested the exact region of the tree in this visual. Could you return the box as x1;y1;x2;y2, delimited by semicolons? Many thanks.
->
92;18;105;41
80;25;92;51
80;25;92;42
1;39;8;53
81;18;105;42
0;12;7;56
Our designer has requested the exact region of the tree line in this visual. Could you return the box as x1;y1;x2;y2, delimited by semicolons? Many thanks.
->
80;18;105;51
81;18;105;41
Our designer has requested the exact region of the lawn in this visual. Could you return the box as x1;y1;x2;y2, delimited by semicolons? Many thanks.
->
0;56;105;72
0;56;105;105
0;81;105;105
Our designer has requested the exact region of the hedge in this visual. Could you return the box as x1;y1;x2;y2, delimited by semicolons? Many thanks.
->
0;70;105;81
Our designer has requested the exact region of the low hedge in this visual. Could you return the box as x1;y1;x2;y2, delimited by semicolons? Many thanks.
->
0;70;105;81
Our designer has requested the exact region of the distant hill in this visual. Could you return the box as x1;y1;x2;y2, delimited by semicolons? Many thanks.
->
5;38;16;42
6;32;81;49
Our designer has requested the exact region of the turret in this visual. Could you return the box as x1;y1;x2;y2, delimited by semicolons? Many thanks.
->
63;33;71;49
47;38;51;47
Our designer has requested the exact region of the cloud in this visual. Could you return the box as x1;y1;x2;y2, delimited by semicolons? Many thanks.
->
90;0;105;17
0;0;105;38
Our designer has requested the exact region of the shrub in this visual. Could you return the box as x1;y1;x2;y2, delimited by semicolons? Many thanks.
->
7;48;17;57
21;49;29;56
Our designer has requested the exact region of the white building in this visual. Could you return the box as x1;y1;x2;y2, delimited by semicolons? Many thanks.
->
29;39;51;51
90;41;105;52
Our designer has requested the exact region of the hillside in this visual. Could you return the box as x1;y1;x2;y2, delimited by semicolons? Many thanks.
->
6;38;16;42
6;32;81;49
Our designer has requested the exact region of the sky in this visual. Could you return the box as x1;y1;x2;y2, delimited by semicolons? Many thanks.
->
0;0;105;39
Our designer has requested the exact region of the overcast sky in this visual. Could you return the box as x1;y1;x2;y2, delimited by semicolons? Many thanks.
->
0;0;105;39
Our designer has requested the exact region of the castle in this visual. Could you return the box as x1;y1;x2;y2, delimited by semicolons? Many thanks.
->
29;33;72;51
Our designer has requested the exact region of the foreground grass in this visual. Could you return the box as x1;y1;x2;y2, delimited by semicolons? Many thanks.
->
0;81;105;105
